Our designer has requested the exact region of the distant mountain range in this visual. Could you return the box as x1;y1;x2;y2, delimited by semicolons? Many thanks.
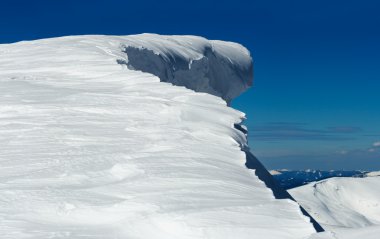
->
271;169;369;190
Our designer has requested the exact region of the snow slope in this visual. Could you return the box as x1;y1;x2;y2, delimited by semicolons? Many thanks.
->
0;34;316;238
308;225;380;239
366;171;380;177
290;176;380;231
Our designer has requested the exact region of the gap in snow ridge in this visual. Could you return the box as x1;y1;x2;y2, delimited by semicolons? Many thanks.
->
244;146;325;232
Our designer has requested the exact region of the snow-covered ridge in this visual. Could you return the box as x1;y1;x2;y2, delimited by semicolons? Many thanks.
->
120;34;253;103
291;176;380;239
366;171;380;177
290;176;380;231
0;34;317;239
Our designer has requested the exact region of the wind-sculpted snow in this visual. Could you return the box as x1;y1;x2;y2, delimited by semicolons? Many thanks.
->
121;34;253;104
0;35;315;238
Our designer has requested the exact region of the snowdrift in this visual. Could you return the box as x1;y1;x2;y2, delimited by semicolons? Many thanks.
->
0;34;316;239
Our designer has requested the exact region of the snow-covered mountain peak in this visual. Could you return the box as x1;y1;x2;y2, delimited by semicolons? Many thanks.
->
0;34;316;239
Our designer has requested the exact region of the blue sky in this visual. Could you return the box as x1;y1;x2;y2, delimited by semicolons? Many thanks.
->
1;0;379;170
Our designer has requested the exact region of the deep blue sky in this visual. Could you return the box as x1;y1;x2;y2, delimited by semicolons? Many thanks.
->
1;0;379;170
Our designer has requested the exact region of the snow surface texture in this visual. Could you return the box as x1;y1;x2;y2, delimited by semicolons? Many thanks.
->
291;176;380;238
366;171;380;177
0;34;315;239
308;226;380;239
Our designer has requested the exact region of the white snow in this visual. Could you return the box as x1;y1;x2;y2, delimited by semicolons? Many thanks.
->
291;176;380;238
308;225;380;239
291;177;380;230
0;34;316;238
366;171;380;177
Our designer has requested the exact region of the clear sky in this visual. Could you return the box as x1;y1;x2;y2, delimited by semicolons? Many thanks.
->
1;0;379;170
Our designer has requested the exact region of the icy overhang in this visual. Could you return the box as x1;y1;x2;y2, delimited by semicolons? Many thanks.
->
120;34;253;104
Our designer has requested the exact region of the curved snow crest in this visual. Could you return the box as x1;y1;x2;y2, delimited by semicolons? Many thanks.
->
0;35;315;239
120;34;253;103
